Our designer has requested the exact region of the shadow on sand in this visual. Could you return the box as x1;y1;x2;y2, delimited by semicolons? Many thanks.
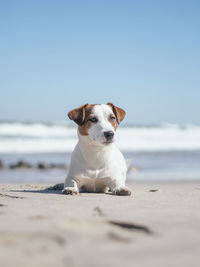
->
11;183;64;195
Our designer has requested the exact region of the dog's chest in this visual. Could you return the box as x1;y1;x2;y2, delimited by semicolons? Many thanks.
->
86;168;104;178
81;150;120;178
70;141;127;180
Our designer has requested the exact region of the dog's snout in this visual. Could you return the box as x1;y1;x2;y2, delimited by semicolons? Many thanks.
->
104;131;114;140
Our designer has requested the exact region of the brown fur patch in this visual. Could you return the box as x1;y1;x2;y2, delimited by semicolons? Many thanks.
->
107;103;126;124
108;114;118;130
68;104;88;126
78;104;96;136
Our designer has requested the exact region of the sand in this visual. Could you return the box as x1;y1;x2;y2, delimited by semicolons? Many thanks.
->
0;181;200;267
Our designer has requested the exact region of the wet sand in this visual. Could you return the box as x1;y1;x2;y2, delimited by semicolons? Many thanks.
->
0;181;200;267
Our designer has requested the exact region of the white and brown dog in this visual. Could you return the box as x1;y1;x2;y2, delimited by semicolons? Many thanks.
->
63;103;131;196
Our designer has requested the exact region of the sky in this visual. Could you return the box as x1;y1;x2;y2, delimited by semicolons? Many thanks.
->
0;0;200;124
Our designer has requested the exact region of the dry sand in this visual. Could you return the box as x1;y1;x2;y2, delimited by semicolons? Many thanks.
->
0;181;200;267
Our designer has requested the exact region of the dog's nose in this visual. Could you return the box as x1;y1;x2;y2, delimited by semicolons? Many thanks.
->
104;131;114;140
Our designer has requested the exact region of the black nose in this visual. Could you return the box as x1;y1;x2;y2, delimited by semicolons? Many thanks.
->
104;131;114;140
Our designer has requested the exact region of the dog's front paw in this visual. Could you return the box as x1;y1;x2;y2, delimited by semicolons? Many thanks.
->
62;187;78;195
113;187;132;196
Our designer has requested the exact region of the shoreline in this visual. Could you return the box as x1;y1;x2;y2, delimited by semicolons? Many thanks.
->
1;150;200;182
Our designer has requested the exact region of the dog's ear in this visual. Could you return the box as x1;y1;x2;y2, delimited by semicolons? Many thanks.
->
68;104;88;126
107;103;126;124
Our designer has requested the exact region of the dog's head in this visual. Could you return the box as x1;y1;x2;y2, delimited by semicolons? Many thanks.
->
68;103;126;145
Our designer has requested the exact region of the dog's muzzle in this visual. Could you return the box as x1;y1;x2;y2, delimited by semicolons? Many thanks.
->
104;131;114;142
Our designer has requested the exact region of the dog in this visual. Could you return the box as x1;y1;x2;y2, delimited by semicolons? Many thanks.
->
62;103;131;196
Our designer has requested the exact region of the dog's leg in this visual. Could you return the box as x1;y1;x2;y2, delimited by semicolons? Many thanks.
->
62;179;79;195
109;179;131;196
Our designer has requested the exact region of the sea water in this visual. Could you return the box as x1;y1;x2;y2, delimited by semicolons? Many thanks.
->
0;122;200;183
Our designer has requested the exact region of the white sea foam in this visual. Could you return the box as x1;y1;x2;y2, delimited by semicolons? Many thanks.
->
0;122;200;153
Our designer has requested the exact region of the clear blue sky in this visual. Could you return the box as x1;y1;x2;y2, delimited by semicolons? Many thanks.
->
1;0;200;124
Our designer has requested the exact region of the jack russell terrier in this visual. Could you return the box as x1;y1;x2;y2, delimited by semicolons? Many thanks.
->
62;103;131;196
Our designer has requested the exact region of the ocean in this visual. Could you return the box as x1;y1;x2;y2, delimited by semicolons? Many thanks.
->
0;122;200;183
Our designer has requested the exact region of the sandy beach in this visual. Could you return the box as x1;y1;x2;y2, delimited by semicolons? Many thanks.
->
0;181;200;267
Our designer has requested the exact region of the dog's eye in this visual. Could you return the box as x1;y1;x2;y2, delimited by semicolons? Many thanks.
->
88;117;98;123
110;116;115;121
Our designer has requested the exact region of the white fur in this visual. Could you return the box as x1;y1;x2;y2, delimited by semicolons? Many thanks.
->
63;104;130;195
88;104;115;144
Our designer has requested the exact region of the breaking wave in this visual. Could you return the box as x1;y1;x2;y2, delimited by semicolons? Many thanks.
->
1;122;200;153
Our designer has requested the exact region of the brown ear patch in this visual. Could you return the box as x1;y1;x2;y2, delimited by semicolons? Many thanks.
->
68;104;88;126
68;104;95;135
107;103;126;124
78;104;96;135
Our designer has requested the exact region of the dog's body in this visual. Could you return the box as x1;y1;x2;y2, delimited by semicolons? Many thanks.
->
63;103;131;196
